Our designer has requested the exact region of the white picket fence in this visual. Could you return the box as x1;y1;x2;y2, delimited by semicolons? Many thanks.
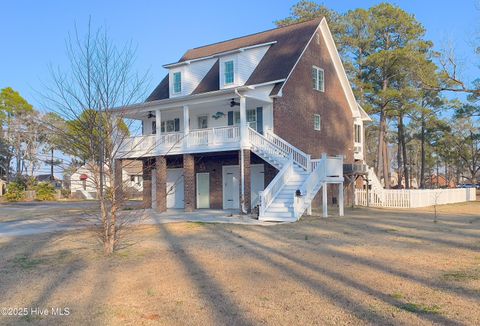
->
355;187;476;208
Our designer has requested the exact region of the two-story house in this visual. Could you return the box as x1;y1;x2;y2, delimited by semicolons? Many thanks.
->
113;17;370;222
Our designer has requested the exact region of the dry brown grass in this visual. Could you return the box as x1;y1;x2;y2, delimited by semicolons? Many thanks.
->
0;201;479;325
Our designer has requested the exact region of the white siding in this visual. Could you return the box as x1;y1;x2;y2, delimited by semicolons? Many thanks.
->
219;45;270;88
169;58;216;97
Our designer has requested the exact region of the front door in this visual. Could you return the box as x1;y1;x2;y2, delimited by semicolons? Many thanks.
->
251;164;265;208
223;165;240;209
196;173;210;208
167;168;184;208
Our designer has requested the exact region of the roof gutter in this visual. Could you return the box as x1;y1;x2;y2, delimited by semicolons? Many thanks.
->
109;86;250;113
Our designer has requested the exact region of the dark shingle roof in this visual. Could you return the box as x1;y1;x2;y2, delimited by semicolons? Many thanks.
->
146;19;321;102
192;60;219;95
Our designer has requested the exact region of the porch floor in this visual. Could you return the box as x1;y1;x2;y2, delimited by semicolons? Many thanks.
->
145;209;271;225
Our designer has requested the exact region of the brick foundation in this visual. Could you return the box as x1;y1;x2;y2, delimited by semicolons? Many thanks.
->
155;156;167;212
241;149;251;213
183;154;195;212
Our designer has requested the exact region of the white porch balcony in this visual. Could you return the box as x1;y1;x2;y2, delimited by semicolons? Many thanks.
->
114;89;272;159
118;125;241;157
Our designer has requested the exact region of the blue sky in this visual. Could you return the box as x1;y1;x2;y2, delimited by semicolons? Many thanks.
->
1;0;479;109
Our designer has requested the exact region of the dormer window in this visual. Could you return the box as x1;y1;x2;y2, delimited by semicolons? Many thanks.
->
173;72;182;94
224;60;234;85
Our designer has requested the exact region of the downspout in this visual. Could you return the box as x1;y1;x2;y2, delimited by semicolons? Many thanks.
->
235;89;247;214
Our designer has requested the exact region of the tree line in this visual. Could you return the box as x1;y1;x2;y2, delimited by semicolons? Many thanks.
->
277;1;480;187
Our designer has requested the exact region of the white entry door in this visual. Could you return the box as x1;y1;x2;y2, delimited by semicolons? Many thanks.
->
251;164;265;209
196;173;210;209
167;168;184;209
223;165;240;209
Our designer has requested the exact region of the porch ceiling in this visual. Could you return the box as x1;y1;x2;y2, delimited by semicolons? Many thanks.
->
122;94;269;120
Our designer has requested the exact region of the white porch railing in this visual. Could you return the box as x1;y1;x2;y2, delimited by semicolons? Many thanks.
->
293;155;344;218
259;154;294;217
355;186;476;208
188;126;240;146
119;126;240;156
120;135;156;154
249;127;289;162
265;129;311;170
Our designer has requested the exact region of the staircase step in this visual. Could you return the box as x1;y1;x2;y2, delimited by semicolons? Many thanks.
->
266;206;292;213
269;202;293;208
259;214;296;222
262;211;293;218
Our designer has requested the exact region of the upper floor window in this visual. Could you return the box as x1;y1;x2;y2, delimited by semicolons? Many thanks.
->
224;60;234;85
173;72;182;94
354;124;361;143
314;114;321;131
312;66;324;92
161;118;180;133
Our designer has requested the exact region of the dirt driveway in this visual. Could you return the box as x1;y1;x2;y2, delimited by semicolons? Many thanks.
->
0;202;479;325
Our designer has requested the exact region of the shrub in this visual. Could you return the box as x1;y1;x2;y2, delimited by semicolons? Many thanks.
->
5;182;26;202
35;182;56;201
61;189;71;199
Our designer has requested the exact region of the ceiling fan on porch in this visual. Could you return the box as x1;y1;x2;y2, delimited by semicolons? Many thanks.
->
147;111;156;119
230;98;240;107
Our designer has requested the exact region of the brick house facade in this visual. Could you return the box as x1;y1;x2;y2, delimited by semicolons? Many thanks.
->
113;18;370;221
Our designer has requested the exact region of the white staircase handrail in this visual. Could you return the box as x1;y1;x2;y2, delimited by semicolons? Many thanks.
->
248;127;289;164
264;129;311;171
259;154;294;217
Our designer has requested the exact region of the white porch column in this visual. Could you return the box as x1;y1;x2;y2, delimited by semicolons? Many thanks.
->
338;183;344;216
239;96;247;148
155;109;161;139
183;105;190;135
183;105;189;147
322;183;328;217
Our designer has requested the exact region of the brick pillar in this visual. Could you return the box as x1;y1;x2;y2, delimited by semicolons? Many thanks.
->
114;159;123;205
183;154;195;212
155;156;167;212
142;159;152;209
241;149;251;213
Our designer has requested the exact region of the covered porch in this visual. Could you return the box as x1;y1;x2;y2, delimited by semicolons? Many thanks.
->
117;89;273;158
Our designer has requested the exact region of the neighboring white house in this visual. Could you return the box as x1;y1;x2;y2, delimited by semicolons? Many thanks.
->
0;179;6;196
70;160;143;199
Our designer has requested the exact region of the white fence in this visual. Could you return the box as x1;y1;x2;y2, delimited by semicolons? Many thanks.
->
355;188;476;208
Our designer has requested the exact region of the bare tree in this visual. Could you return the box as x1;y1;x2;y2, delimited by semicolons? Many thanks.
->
41;20;150;255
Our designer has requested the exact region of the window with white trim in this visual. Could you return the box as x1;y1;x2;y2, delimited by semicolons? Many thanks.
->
197;115;208;129
312;66;324;92
354;124;361;143
161;119;180;133
173;72;182;94
224;60;234;85
314;114;321;131
233;110;256;129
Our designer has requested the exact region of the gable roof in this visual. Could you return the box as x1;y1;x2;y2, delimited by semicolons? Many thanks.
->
146;18;322;102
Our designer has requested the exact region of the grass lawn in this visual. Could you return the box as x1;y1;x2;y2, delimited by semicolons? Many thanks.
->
0;202;479;325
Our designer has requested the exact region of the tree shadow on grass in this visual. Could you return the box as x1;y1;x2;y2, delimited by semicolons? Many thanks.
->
212;226;465;326
153;219;255;326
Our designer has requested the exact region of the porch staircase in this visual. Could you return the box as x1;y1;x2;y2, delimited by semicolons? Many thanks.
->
248;128;343;222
